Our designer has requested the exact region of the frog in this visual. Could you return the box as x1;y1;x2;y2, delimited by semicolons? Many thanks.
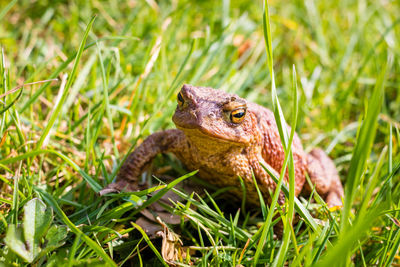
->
100;84;344;208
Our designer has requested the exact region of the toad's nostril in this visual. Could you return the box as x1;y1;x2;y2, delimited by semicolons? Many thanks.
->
190;110;198;119
208;112;217;119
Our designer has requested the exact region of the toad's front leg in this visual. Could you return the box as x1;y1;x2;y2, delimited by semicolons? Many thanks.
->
100;129;187;195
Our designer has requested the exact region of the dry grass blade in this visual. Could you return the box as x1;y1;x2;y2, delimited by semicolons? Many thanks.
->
0;79;58;99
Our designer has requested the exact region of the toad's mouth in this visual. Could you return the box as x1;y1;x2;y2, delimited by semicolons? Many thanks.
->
174;124;249;145
172;109;251;145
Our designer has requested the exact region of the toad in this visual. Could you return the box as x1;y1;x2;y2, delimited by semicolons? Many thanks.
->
101;84;343;207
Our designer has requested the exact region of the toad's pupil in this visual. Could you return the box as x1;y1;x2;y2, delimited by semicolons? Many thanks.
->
233;112;245;118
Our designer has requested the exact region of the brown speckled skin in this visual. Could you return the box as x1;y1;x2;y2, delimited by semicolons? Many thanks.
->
101;84;343;207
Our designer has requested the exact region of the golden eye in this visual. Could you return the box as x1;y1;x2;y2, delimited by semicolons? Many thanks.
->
177;92;184;106
230;108;246;124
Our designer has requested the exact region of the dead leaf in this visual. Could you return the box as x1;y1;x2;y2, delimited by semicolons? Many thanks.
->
156;217;191;266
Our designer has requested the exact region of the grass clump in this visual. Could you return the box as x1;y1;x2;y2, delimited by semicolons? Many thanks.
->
0;0;399;266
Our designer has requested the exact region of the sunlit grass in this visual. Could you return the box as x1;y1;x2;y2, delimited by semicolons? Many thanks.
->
0;0;399;266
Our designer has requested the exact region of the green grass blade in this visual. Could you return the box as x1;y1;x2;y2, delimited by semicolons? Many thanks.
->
0;0;17;21
357;146;387;220
262;0;290;148
0;87;23;115
341;58;389;232
384;228;400;267
36;16;96;149
273;65;299;267
251;172;267;221
11;162;21;224
262;0;274;80
312;220;335;264
253;1;300;265
130;222;169;266
387;124;393;204
96;43;119;158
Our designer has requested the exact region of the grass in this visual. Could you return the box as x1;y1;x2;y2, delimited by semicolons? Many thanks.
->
0;0;399;266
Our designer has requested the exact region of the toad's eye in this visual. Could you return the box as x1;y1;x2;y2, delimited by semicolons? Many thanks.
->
230;108;246;124
177;92;184;107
